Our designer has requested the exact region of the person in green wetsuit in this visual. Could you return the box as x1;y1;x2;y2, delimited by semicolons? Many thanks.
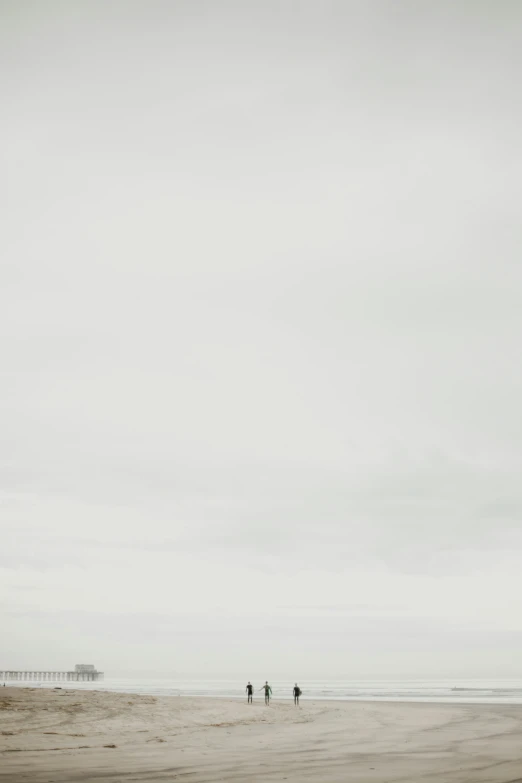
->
260;681;272;704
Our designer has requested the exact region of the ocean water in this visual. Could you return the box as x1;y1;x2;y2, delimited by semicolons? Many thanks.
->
10;677;522;704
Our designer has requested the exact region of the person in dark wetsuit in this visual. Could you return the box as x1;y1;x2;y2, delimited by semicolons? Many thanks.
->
260;681;272;705
293;683;301;705
246;681;254;703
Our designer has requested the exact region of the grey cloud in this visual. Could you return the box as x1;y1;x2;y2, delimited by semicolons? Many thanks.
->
2;450;521;574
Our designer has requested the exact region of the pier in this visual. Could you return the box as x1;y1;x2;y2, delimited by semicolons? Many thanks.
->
1;664;104;682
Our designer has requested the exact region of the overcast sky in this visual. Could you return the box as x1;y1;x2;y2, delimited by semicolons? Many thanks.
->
2;1;522;679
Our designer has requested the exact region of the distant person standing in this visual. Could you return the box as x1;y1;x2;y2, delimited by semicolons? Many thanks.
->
260;681;272;705
293;683;301;705
246;681;254;703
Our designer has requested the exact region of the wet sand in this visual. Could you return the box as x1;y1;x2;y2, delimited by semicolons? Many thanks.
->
1;687;522;782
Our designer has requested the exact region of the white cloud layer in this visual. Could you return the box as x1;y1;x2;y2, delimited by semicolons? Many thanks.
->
2;1;522;677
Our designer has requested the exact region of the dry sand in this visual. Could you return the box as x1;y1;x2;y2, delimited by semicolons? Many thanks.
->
1;687;522;782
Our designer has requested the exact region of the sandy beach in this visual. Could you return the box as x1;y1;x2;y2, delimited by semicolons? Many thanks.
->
1;687;522;782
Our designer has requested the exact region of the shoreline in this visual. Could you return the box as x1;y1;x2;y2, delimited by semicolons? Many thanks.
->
6;680;522;706
2;687;522;782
